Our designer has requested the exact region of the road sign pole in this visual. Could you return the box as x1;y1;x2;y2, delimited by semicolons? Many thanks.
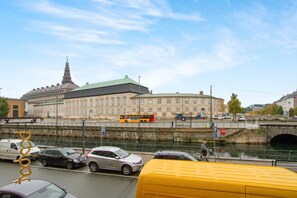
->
101;126;106;146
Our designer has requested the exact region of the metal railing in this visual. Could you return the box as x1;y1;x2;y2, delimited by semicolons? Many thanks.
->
13;120;259;129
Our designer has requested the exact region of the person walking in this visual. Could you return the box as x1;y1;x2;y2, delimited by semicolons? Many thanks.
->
171;120;174;128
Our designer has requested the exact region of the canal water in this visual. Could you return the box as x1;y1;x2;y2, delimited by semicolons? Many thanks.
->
2;134;297;161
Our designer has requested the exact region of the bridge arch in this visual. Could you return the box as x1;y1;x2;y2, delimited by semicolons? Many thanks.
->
270;134;297;151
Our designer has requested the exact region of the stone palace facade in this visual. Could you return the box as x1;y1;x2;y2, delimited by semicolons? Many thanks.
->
22;59;224;119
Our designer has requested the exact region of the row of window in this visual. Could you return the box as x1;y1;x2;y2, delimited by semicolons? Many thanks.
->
64;97;214;109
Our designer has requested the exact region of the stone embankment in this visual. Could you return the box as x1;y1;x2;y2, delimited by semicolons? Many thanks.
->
0;124;267;144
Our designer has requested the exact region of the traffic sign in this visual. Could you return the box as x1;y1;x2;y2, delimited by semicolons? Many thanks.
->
101;126;106;136
221;128;226;135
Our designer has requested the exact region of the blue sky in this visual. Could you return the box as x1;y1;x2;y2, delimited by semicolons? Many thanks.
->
0;0;296;107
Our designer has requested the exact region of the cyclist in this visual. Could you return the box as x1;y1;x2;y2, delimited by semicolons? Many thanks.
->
200;140;208;161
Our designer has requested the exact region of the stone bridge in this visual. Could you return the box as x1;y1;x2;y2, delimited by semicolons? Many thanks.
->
261;123;297;144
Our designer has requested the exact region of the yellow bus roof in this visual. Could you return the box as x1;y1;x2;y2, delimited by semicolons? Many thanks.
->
139;159;297;193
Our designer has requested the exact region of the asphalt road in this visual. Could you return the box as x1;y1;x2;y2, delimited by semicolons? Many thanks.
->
0;160;138;198
1;153;296;198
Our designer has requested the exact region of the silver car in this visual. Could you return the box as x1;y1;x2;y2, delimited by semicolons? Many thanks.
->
86;146;143;175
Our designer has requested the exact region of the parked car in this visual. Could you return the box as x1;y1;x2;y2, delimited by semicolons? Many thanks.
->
0;139;40;161
38;148;86;169
0;179;77;198
237;116;246;121
154;150;197;161
86;146;143;175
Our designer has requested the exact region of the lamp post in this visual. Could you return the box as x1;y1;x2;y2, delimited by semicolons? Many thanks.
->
81;118;87;154
138;76;141;136
210;85;213;128
55;94;58;134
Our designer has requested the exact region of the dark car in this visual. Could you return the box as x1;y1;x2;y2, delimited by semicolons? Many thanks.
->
153;150;197;161
0;179;77;198
38;148;86;169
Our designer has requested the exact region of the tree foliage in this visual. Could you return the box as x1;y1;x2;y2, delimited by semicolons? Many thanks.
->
289;108;294;117
289;107;297;117
0;98;9;117
227;93;243;119
251;103;285;115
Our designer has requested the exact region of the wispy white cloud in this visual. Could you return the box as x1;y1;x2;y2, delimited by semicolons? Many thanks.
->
30;21;124;44
231;2;297;50
107;29;243;90
24;0;204;45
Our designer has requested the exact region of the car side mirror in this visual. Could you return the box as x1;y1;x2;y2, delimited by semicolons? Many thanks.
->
15;147;18;150
115;156;120;160
58;155;63;158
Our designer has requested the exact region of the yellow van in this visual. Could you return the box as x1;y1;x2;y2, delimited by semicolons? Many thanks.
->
136;159;297;198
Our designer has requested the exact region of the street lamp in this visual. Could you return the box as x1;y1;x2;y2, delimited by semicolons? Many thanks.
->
210;85;213;128
138;76;141;136
81;118;87;154
55;94;58;134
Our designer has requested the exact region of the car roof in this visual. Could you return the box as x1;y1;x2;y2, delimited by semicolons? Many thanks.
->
42;147;72;151
0;179;51;196
155;150;190;155
0;139;22;143
91;146;120;152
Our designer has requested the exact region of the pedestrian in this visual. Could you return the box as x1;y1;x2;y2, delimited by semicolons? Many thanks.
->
171;120;174;128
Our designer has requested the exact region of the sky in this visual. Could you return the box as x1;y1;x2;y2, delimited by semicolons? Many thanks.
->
0;0;296;107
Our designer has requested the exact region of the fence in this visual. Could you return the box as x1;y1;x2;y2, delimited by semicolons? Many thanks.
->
15;120;259;129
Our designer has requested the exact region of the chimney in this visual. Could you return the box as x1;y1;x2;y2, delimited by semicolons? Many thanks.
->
199;91;203;95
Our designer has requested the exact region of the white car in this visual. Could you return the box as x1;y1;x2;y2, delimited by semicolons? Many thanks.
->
0;139;40;161
237;116;246;121
86;146;143;175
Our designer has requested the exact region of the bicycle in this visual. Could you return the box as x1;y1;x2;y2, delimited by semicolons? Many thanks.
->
197;149;217;162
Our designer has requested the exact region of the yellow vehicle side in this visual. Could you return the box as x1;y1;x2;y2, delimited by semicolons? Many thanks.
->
136;159;297;198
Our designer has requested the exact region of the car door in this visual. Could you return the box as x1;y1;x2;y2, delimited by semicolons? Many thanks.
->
0;142;10;160
51;150;65;166
8;143;20;160
97;151;112;170
106;151;122;171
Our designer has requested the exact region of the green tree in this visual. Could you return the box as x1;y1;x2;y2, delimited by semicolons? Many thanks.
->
227;93;243;120
0;98;9;117
294;107;297;116
276;105;284;115
289;108;294;117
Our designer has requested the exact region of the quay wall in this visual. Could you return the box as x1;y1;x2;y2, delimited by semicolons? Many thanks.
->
0;124;266;143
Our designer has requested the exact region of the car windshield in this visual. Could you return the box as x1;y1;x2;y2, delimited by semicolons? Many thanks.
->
27;183;67;198
61;148;77;156
115;148;130;158
16;140;36;148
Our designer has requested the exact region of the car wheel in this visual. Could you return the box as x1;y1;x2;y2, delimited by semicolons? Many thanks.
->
89;162;99;172
41;159;48;167
122;165;132;175
66;161;74;169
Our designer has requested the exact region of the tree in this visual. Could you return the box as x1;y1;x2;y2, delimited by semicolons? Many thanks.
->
294;107;297;116
289;108;294;117
0;98;9;117
276;105;284;115
227;93;243;120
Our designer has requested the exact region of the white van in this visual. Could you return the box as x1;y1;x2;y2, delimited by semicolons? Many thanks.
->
0;139;40;161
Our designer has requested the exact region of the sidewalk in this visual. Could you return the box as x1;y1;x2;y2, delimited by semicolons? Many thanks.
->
136;152;297;173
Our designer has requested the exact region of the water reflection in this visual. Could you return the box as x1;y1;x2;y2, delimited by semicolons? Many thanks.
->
3;134;297;161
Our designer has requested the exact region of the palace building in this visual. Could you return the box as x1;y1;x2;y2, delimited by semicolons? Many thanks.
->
21;59;224;119
63;75;224;119
21;58;79;118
